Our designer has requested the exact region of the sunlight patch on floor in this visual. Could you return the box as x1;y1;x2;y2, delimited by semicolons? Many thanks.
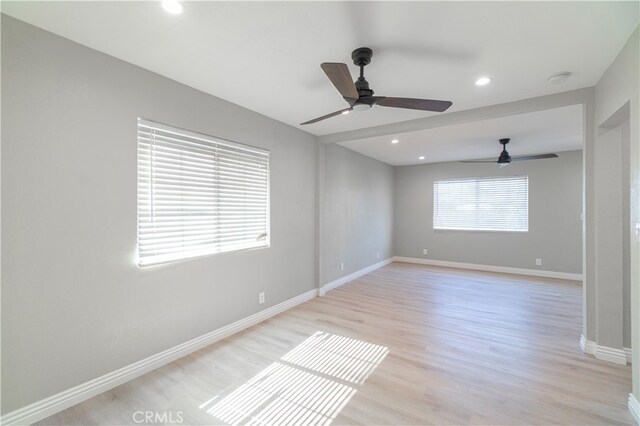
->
201;331;389;425
282;331;389;385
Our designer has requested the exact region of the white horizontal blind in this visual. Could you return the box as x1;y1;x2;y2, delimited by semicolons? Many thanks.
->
433;176;528;232
137;118;270;266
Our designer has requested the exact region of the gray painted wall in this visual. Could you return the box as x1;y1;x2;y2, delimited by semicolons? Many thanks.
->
622;118;631;349
1;16;318;413
594;125;625;348
593;26;639;399
394;150;583;274
320;144;394;285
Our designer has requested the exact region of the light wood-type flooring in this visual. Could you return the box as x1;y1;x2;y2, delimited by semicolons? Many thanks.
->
38;262;633;425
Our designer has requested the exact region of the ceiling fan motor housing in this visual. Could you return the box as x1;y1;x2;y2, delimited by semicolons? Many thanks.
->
355;78;374;97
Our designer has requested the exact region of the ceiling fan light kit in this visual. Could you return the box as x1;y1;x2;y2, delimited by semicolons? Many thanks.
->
301;47;453;125
461;138;559;166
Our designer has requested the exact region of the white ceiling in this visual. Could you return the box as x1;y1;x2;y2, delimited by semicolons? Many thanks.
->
2;1;637;166
339;104;583;166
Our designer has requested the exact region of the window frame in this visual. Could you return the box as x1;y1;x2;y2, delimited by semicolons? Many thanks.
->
432;175;529;233
136;118;271;267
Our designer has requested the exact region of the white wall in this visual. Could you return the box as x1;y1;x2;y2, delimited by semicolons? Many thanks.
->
394;151;583;273
1;16;318;414
320;144;394;285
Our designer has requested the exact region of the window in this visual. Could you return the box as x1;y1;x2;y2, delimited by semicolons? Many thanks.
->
137;118;269;266
433;176;528;232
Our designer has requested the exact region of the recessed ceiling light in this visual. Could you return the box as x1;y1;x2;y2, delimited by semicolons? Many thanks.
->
391;139;399;144
547;71;572;85
341;110;350;115
162;0;183;14
419;156;425;160
475;77;491;86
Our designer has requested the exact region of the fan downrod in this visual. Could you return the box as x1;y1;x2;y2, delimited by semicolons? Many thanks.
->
351;47;374;99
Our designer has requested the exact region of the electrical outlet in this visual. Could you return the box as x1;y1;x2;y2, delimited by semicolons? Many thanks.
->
259;292;265;304
340;262;344;271
535;258;542;266
423;249;428;255
376;251;380;259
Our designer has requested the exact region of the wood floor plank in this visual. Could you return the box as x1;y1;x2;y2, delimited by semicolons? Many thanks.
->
36;262;633;425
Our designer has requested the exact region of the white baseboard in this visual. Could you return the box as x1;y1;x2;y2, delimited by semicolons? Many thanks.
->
580;335;628;365
393;256;583;281
595;345;629;365
320;258;393;296
629;393;640;425
580;334;597;354
0;289;317;426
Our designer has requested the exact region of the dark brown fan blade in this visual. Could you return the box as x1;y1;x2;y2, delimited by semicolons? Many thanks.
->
460;160;498;163
320;63;358;100
300;107;352;125
511;153;558;162
377;97;452;112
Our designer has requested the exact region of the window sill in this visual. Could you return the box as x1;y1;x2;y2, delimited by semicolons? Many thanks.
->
433;228;528;234
137;243;270;268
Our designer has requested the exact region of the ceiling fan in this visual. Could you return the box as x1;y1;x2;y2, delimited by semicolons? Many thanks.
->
301;47;453;125
461;138;558;166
